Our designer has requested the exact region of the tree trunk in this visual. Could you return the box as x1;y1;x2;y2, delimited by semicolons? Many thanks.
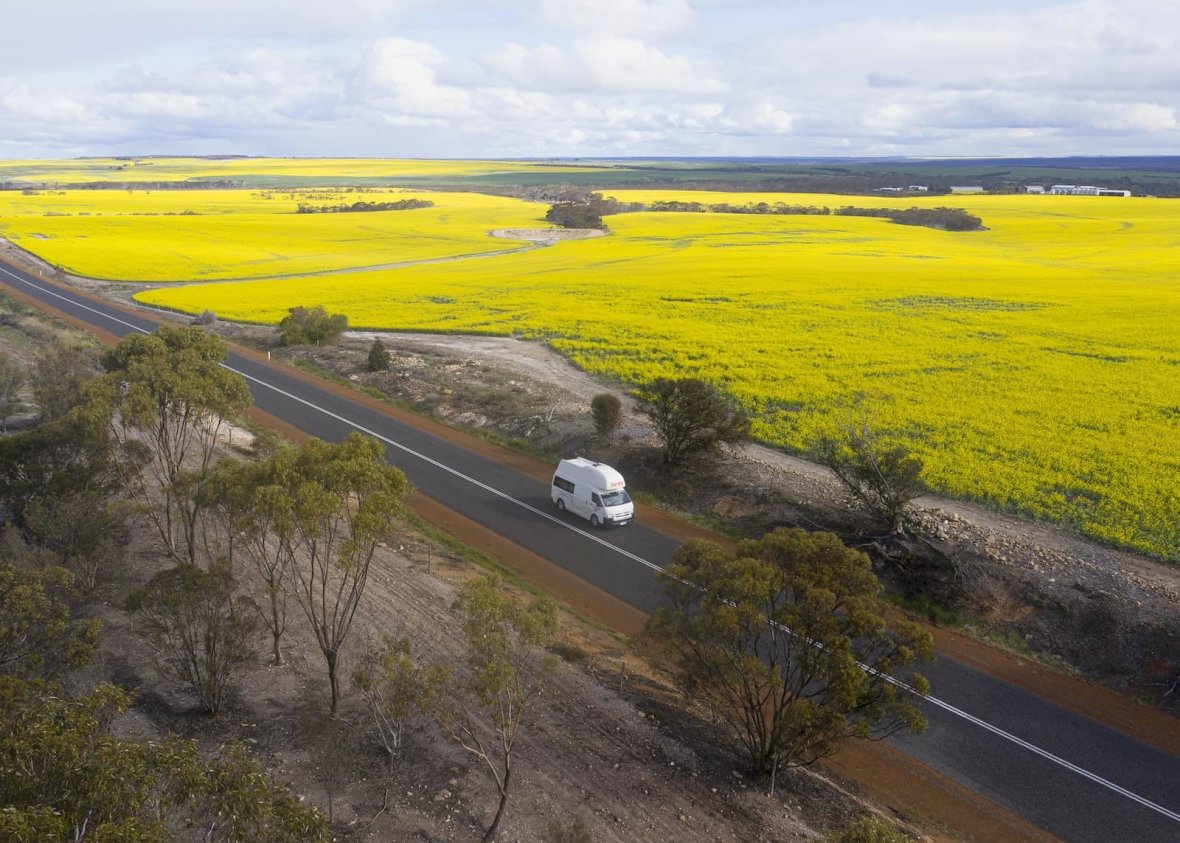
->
327;650;339;716
482;764;511;843
177;489;198;565
269;589;283;666
163;493;177;556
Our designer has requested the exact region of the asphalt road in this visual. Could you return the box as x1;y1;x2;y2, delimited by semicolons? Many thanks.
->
2;262;1177;842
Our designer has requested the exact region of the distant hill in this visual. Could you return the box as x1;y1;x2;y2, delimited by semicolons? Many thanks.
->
5;155;1179;196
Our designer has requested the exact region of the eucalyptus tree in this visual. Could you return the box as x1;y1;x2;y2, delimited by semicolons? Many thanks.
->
637;377;749;464
30;339;97;424
0;557;99;681
208;456;296;666
90;325;252;563
0;676;331;841
434;575;559;842
279;433;410;715
647;527;932;788
127;561;259;716
814;416;925;536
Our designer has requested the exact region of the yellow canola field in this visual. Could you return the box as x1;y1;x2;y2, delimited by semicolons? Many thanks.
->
135;193;1180;559
0;189;545;281
0;157;609;184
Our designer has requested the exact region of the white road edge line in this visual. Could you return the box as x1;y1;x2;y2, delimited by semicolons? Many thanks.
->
863;667;1180;822
3;265;1177;825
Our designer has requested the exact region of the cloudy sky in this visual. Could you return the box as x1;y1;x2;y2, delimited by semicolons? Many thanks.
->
2;0;1177;159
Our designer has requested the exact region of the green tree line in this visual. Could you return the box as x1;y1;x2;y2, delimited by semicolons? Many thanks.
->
295;198;434;214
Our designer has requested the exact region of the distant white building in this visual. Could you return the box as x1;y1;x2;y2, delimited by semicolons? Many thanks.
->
875;187;905;192
1049;184;1131;197
950;185;985;194
907;185;929;192
1025;185;1045;194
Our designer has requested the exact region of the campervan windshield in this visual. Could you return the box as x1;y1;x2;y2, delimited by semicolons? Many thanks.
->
600;489;631;506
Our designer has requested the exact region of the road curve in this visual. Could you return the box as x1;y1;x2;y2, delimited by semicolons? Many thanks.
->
1;261;1177;843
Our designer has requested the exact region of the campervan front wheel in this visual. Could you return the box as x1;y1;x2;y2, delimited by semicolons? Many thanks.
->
591;514;601;528
555;498;566;512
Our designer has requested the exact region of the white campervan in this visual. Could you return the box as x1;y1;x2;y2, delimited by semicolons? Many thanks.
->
551;458;635;528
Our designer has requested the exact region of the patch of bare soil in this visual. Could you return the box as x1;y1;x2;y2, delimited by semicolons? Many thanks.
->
490;228;608;244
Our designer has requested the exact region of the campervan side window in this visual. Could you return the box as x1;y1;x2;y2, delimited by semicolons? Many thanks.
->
554;476;575;493
591;493;602;507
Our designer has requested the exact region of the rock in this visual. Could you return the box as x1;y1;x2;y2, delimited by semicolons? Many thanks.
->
453;411;490;427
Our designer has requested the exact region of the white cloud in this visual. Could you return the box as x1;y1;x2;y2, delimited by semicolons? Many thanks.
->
537;0;695;36
1096;103;1177;132
483;34;724;94
750;101;794;134
2;0;1180;157
1;86;91;125
1;0;429;77
361;38;472;118
112;92;208;120
740;0;1180;152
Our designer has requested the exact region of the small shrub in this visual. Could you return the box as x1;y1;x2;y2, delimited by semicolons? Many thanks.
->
889;593;963;627
30;340;98;423
16;318;62;345
367;338;392;372
127;562;259;715
824;815;909;843
191;309;217;326
590;393;622;439
813;415;924;535
277;305;348;346
543;815;594;843
23;492;130;591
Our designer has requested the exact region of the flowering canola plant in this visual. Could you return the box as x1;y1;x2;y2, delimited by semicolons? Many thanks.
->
0;157;608;184
0;188;545;280
8;183;1178;559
